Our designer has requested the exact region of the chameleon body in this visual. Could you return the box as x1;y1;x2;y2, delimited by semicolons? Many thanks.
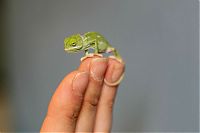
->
64;32;122;61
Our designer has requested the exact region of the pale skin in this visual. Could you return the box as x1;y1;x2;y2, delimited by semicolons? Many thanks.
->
40;56;125;132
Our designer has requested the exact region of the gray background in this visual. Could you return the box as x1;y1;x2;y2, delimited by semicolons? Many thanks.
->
4;0;198;132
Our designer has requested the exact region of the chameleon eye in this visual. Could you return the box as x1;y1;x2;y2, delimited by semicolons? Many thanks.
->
72;43;76;46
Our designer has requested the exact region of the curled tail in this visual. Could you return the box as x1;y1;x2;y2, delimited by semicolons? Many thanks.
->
107;47;121;58
106;46;123;63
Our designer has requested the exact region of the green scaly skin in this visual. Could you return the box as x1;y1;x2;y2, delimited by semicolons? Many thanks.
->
64;32;122;61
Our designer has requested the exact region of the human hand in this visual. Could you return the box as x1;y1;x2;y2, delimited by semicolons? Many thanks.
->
40;56;125;132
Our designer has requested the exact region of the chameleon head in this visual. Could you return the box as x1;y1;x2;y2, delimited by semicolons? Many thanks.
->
64;34;83;53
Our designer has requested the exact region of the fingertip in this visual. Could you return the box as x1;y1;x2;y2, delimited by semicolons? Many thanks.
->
79;57;92;71
104;58;125;86
90;57;108;82
72;71;89;97
79;55;106;72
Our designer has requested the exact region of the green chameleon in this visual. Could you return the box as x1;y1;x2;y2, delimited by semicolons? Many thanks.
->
64;32;122;62
64;32;124;86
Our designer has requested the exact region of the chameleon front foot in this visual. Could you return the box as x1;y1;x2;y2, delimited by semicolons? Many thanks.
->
80;54;94;61
104;72;124;86
80;53;103;62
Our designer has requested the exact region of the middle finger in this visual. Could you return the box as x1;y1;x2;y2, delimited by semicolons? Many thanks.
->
76;57;108;132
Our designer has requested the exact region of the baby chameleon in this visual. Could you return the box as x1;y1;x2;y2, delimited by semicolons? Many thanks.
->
64;32;122;62
64;31;124;86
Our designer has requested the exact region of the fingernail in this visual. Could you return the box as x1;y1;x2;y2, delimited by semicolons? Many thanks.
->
90;58;108;81
72;72;89;96
111;63;125;83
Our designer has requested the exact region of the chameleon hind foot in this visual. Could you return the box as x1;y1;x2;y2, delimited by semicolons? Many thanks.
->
104;72;124;86
109;56;124;64
80;53;103;62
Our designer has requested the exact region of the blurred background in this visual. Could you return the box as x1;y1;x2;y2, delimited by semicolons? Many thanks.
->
0;0;198;132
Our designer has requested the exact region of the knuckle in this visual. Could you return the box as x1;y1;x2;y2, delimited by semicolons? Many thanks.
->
63;106;80;123
66;111;79;123
83;96;99;111
48;103;81;123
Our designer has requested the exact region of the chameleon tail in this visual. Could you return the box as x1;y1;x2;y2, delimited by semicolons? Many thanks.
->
107;47;123;63
113;48;122;59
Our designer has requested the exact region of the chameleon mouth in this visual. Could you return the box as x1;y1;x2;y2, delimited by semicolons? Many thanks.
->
64;46;82;53
64;47;77;52
64;47;73;51
64;48;71;51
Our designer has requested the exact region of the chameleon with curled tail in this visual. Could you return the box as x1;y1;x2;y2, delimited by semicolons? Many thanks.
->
64;31;124;86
